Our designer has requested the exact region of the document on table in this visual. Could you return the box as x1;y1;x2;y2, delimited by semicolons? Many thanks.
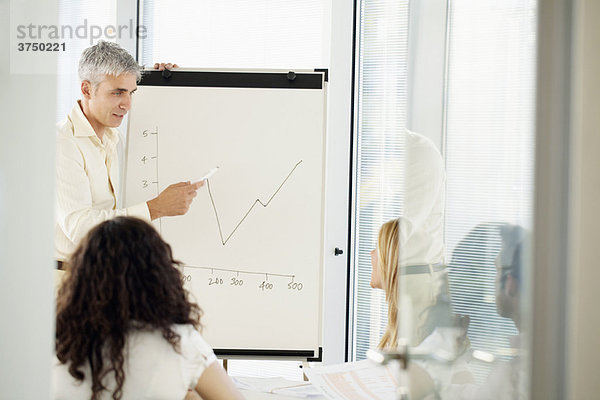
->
232;376;324;398
304;360;401;400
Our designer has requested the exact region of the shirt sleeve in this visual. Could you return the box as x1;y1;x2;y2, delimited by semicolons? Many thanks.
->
397;133;446;265
400;138;446;243
55;137;151;246
176;325;218;390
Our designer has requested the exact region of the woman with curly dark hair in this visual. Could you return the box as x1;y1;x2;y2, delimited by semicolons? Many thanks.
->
53;217;243;400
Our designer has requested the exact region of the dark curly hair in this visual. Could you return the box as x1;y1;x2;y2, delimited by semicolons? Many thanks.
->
55;217;202;400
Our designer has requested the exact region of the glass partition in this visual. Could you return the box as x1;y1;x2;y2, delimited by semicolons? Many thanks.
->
351;0;537;397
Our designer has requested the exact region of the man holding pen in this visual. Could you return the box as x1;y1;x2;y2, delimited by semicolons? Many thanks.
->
55;41;201;267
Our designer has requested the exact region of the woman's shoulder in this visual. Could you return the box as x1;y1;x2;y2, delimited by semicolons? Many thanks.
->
171;324;216;361
170;323;201;337
129;324;215;359
165;325;218;388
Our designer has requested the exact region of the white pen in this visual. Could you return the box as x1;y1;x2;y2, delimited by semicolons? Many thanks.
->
193;166;219;184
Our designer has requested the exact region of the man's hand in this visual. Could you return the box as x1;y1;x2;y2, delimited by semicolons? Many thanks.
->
153;62;179;71
147;181;204;220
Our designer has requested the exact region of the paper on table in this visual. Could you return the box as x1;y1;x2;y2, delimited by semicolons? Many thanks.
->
232;376;323;398
274;383;325;398
304;360;401;400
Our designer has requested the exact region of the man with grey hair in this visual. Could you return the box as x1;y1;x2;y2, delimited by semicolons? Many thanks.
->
55;41;200;265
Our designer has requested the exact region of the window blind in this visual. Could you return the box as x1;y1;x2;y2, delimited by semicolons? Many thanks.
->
351;0;409;361
444;0;537;382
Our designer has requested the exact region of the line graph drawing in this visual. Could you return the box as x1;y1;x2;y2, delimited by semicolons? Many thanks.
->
206;160;303;245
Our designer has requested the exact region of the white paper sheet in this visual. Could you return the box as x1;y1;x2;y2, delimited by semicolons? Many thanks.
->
304;360;402;400
232;376;324;398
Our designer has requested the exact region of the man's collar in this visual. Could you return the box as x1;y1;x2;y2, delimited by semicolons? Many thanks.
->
69;100;119;145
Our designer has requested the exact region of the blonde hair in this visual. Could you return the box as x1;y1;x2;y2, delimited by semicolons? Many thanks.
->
376;218;400;350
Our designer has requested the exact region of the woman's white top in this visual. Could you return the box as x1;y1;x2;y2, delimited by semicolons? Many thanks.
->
53;324;217;400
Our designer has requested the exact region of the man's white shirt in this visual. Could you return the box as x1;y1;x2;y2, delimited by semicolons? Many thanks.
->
55;101;150;260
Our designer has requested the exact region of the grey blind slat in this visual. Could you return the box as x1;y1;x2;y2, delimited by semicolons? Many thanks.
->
352;0;409;361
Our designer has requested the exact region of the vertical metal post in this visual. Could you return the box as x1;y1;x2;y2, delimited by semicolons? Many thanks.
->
531;0;572;399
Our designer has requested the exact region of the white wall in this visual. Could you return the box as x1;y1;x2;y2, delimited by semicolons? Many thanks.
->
0;1;58;398
567;0;600;397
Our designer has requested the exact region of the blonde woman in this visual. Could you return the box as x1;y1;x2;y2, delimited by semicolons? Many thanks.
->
370;219;400;349
370;218;452;349
370;218;473;399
